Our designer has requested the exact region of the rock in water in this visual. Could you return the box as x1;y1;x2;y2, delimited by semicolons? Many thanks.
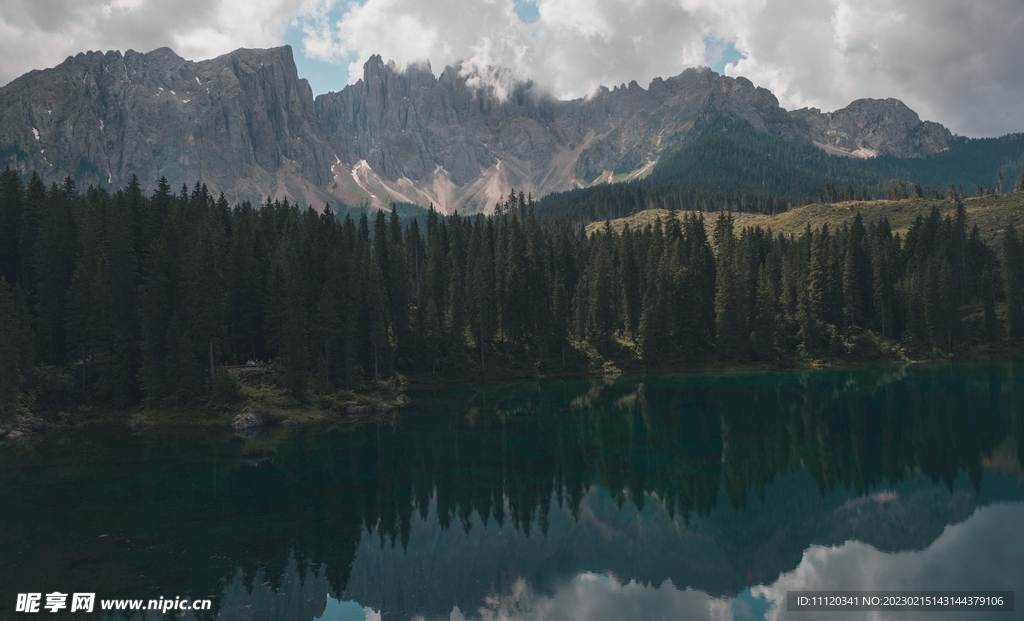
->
232;407;264;430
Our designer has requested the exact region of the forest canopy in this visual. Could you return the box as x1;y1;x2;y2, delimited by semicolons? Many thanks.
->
1;169;1023;416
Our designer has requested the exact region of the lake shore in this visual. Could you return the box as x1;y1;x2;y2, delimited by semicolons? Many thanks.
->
2;333;1022;441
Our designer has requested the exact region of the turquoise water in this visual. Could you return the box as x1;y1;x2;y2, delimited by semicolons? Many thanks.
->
1;363;1022;620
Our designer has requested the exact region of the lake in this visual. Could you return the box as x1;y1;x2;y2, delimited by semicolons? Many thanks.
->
1;363;1022;620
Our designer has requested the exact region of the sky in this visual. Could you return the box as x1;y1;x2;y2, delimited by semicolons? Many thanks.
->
1;0;1022;137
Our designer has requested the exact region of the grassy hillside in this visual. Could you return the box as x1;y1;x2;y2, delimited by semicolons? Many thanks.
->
587;192;1024;241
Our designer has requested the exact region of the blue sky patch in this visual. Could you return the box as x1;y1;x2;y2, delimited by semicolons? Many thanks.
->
704;36;745;75
514;0;540;23
284;27;352;96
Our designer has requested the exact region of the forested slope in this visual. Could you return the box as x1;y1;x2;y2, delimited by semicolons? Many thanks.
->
535;116;1024;225
3;169;1024;421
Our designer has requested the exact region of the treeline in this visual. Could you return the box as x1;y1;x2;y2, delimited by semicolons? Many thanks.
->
1;168;1024;412
535;115;1024;225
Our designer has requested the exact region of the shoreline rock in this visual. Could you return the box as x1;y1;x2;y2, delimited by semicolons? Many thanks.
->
232;407;264;430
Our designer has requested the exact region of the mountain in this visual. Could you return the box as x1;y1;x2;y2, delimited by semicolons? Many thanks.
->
791;98;952;158
0;46;336;207
0;45;959;212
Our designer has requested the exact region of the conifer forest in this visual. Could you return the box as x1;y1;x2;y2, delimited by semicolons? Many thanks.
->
1;166;1023;414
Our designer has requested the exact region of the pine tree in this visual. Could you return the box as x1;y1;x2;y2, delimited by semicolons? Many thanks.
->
225;206;264;363
138;233;175;402
0;168;25;286
1002;223;1024;339
17;172;46;294
34;178;78;364
618;225;641;338
714;214;747;360
386;205;411;365
0;277;32;414
177;185;227;393
549;223;577;367
841;246;861;327
315;215;351;388
982;268;998;341
266;218;310;395
65;196;104;400
467;215;496;372
803;226;839;352
751;262;779;359
682;213;716;350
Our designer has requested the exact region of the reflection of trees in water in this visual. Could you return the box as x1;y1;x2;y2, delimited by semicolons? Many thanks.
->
0;364;1021;619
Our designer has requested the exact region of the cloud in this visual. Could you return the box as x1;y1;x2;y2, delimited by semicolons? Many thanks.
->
448;574;736;621
753;502;1024;620
2;0;1023;136
297;0;714;100
0;0;295;86
439;503;1024;621
296;0;1024;136
726;0;1024;136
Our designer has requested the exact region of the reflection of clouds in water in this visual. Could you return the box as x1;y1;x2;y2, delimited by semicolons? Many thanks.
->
754;503;1024;621
450;574;735;621
314;598;381;621
447;504;1023;621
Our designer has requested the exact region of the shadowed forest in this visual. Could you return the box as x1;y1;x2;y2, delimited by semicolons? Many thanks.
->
2;167;1024;415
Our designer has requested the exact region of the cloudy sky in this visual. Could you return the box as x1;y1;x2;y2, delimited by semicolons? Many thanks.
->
1;0;1022;137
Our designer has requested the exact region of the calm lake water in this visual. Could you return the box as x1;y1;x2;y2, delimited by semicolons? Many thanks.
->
1;363;1022;620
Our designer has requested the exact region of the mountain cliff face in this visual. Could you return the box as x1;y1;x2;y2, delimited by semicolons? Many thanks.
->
0;46;335;207
0;46;954;212
313;56;810;211
790;98;952;158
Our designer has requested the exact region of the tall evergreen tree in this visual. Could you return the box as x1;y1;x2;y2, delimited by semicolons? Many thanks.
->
0;168;25;286
0;277;32;414
1002;224;1024;340
34;178;78;364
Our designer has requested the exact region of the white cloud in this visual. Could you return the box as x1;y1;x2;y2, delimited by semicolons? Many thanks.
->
753;502;1024;620
440;502;1024;621
296;0;1024;136
726;0;1024;136
2;0;1023;136
449;573;736;621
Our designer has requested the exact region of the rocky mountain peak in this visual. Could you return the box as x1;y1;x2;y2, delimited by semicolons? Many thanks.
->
0;44;335;207
0;46;956;212
790;97;952;158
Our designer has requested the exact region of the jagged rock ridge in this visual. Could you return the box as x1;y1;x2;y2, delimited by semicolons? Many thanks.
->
0;46;953;212
791;98;951;158
0;46;335;207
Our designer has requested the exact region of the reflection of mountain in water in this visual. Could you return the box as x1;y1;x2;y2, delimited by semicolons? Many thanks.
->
341;471;1022;620
0;364;1021;620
